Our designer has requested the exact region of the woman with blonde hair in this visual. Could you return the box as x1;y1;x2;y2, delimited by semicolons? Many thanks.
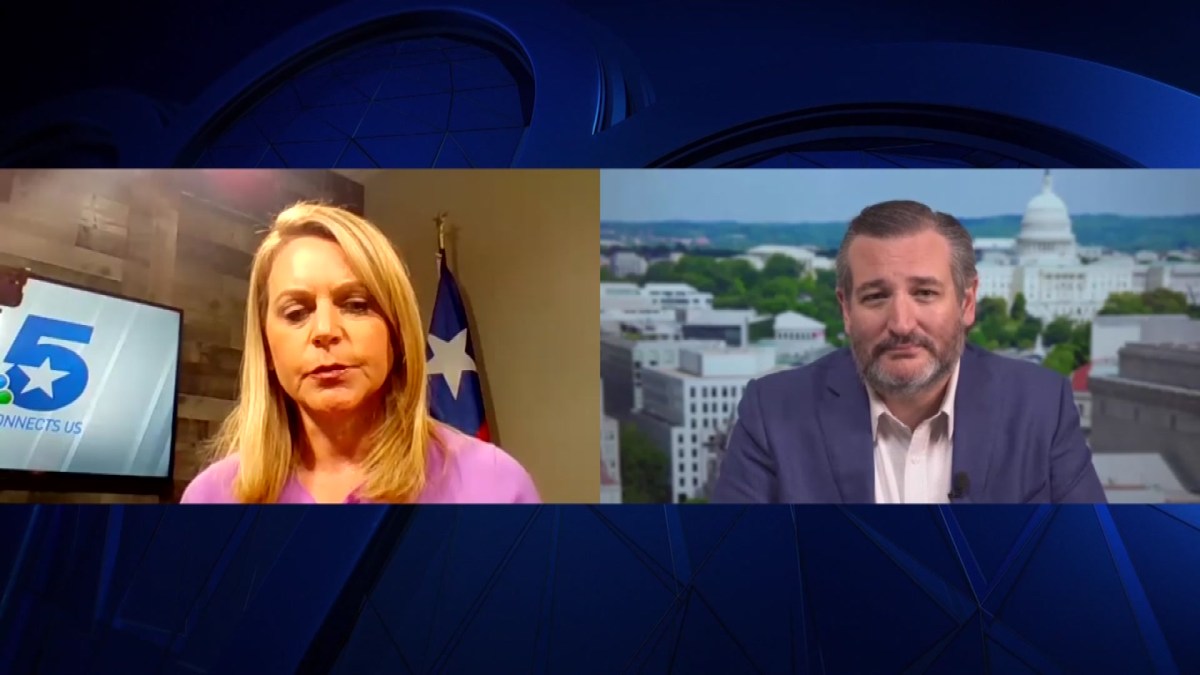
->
181;202;539;503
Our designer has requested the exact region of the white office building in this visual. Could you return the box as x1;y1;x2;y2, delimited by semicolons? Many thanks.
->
756;311;828;363
1090;314;1200;375
808;256;836;273
738;245;835;277
610;251;649;278
678;308;757;347
1091;453;1198;503
600;308;681;341
600;284;681;340
632;346;777;503
600;282;646;308
732;254;766;270
600;282;714;312
600;335;728;417
1143;263;1200;303
742;245;816;267
643;283;715;311
1089;343;1200;498
772;309;830;353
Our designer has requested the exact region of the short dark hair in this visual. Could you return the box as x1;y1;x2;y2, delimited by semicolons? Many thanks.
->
835;200;977;301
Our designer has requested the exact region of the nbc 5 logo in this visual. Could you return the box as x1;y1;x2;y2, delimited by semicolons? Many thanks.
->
0;315;93;412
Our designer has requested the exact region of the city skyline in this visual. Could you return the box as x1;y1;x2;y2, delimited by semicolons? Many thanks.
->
602;172;1200;504
601;169;1200;222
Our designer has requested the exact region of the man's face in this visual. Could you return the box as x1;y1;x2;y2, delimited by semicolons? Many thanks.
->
837;228;977;398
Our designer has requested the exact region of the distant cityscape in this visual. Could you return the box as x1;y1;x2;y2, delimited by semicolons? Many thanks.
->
599;171;1200;505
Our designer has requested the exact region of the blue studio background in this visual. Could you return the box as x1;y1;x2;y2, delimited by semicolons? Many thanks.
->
1;505;1197;673
2;1;1200;672
1;0;1199;168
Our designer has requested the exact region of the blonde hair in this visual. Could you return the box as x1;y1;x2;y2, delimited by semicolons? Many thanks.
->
208;202;437;503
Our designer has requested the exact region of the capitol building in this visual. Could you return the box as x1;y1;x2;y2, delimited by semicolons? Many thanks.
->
975;171;1198;321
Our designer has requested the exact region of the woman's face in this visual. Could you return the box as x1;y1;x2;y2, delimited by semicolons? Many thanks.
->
262;236;394;418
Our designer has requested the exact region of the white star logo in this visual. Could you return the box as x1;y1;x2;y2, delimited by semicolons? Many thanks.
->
18;358;69;398
427;329;477;399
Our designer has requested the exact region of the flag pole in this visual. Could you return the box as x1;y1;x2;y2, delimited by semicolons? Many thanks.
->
434;211;448;274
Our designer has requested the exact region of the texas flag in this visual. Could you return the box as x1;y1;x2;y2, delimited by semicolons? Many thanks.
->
426;251;489;441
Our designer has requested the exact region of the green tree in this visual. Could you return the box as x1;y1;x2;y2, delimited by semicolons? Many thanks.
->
1015;316;1043;350
761;276;800;304
968;326;999;351
824;318;846;346
1043;343;1078;376
815;269;838;291
1069;321;1092;368
619;423;669;503
762;254;801;280
1043;316;1075;347
1010;292;1028;321
600;266;615;281
675;255;719;281
727;259;760;289
714;293;747;309
754;296;792;316
680;272;713;293
995;318;1020;347
643;260;679;283
1099;292;1146;315
1143;288;1189;314
976;297;1009;326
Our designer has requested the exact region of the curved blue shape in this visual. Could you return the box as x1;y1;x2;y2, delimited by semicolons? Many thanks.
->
585;43;1200;168
139;0;614;168
0;89;167;167
675;110;1114;168
6;31;1198;168
187;33;532;169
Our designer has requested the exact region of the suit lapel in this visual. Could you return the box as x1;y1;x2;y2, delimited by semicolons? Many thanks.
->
950;345;996;503
818;351;876;503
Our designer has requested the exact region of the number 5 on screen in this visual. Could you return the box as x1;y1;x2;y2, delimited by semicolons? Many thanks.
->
2;315;93;411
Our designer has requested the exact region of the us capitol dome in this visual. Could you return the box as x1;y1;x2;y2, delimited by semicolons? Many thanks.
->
974;170;1135;321
1016;170;1078;263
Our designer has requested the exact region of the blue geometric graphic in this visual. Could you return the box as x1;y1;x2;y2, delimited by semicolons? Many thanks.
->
190;36;531;168
2;505;1198;674
5;2;1200;168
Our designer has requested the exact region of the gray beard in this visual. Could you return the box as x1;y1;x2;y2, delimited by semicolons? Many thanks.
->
852;328;964;399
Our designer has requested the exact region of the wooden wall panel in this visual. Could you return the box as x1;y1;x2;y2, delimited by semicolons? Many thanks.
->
0;169;365;503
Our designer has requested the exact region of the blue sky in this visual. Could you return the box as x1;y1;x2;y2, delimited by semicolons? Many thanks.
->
600;169;1200;222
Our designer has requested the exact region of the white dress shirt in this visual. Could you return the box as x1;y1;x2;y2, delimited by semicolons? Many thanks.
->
869;359;961;504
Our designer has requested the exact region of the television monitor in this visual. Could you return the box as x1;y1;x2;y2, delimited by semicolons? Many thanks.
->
0;267;182;496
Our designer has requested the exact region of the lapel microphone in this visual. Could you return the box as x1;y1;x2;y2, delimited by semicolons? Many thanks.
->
948;472;970;500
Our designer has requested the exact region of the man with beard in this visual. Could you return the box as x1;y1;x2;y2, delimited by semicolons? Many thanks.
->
712;200;1105;504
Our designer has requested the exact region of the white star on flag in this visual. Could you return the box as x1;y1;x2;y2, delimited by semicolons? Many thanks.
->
427;329;477;399
18;358;69;397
